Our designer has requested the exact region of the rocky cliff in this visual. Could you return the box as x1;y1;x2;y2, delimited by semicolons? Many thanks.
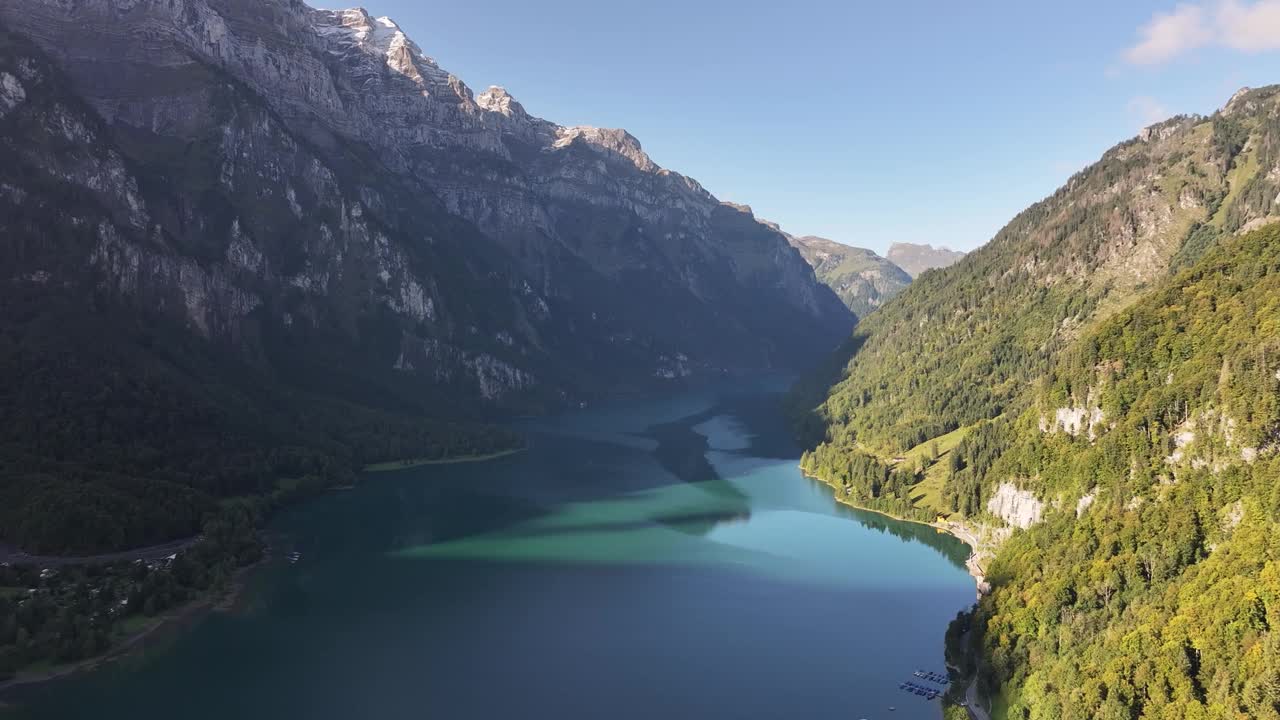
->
0;0;851;411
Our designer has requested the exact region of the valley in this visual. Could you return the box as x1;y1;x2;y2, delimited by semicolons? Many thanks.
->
1;1;1279;719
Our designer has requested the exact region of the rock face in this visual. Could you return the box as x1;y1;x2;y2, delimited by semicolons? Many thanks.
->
0;0;851;409
886;242;965;278
781;233;911;319
986;482;1044;530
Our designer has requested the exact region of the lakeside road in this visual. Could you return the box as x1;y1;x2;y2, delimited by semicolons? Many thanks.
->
0;537;200;567
966;677;992;720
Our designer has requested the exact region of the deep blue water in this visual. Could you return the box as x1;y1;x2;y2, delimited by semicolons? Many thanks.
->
11;380;974;719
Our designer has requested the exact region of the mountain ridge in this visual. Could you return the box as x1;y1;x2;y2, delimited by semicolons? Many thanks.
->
782;233;912;319
886;241;965;277
0;0;851;404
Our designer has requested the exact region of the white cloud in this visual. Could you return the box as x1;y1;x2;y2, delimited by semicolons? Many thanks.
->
1217;0;1280;51
1124;0;1280;65
1125;5;1212;65
1127;95;1171;127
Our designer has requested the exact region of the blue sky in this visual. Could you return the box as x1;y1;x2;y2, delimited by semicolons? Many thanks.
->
361;1;1280;254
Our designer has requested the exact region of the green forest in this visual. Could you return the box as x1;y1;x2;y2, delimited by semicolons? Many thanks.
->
795;92;1280;720
956;224;1280;720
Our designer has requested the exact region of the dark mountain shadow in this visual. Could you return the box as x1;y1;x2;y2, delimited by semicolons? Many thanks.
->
785;333;868;447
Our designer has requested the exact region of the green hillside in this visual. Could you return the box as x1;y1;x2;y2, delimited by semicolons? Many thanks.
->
795;87;1280;720
960;223;1280;720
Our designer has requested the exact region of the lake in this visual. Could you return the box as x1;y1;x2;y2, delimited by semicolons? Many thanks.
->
10;379;975;719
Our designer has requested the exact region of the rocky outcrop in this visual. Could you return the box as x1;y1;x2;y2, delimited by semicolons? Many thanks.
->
1075;489;1097;518
1040;395;1106;440
986;482;1044;530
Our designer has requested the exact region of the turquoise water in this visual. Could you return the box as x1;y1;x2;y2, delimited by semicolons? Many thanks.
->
10;381;975;719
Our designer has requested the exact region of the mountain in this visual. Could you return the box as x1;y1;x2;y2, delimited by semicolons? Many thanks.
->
0;0;850;401
794;87;1280;718
0;0;851;554
796;89;1280;457
948;221;1280;720
783;234;912;319
886;242;965;277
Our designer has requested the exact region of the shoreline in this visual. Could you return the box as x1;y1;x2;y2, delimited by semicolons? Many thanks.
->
1;446;525;695
362;447;526;472
0;599;209;697
0;551;265;700
801;465;996;719
801;467;991;594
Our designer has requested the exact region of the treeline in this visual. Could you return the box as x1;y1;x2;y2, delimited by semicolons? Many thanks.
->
800;443;936;523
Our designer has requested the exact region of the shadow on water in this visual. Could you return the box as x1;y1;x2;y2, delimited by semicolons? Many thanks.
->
637;405;752;535
5;378;978;720
818;486;971;568
392;381;970;586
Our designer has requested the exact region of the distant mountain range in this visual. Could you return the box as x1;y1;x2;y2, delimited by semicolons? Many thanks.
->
885;242;965;278
782;234;912;319
748;215;964;320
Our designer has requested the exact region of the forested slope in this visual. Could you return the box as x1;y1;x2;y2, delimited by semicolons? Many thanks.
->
959;223;1280;720
795;87;1280;459
795;86;1280;720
